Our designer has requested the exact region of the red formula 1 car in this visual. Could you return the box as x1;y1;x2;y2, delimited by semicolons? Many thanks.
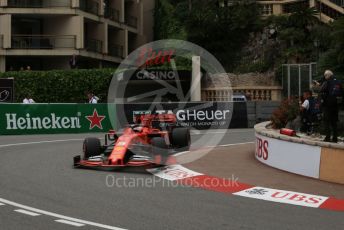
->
73;114;190;169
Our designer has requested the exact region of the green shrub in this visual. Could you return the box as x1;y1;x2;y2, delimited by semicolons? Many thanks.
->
0;69;115;103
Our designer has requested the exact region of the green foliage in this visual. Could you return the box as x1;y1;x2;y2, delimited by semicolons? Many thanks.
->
288;6;318;29
185;0;261;71
0;69;115;103
266;7;322;64
318;17;344;77
154;0;187;40
154;0;261;72
234;61;270;74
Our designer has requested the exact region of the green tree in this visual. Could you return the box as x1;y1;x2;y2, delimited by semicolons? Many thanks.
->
154;0;187;40
318;17;344;77
289;6;318;31
185;0;261;71
267;7;322;63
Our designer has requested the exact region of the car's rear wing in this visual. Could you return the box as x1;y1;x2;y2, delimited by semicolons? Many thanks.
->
134;114;177;125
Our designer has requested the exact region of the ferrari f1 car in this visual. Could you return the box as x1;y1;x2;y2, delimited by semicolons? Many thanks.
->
73;114;190;169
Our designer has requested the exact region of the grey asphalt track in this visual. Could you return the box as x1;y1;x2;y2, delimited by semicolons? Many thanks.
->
0;130;343;230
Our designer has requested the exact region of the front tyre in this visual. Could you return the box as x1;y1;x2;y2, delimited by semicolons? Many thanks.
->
151;137;169;165
83;137;101;159
172;128;191;151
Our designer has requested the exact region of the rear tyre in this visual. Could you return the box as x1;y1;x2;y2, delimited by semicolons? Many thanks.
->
83;137;101;159
172;128;191;151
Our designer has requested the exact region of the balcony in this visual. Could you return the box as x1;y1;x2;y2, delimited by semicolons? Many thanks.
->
125;15;138;28
317;1;343;20
80;0;99;15
11;35;76;49
85;38;102;53
329;0;344;7
108;44;123;58
104;7;120;22
7;0;71;8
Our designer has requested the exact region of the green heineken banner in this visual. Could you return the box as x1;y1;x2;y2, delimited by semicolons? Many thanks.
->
0;104;116;135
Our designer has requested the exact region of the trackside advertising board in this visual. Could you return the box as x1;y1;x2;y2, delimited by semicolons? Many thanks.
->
255;133;321;178
116;102;248;130
0;104;115;135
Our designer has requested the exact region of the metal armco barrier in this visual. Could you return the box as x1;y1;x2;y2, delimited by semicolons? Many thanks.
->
0;104;115;135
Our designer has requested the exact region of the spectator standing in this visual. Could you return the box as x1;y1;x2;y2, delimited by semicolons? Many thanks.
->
320;70;342;143
300;90;320;135
23;95;35;104
87;92;99;104
69;54;78;69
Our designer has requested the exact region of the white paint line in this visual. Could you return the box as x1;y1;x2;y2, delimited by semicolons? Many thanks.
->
0;198;126;230
219;142;254;147
173;151;190;157
55;219;85;227
191;129;253;135
14;209;41;216
0;139;84;148
0;203;5;206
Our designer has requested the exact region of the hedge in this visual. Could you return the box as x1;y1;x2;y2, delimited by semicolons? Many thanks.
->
0;69;115;103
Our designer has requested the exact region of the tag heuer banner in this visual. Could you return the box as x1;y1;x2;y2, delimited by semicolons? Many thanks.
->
116;102;248;130
0;104;115;135
0;78;14;103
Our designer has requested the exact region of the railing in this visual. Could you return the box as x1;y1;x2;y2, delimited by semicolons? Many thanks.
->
329;0;344;7
108;44;123;58
202;86;282;101
259;4;273;16
232;87;282;101
104;7;120;22
86;38;103;53
125;15;138;28
11;35;76;49
201;89;232;102
7;0;71;8
80;0;99;15
317;1;343;20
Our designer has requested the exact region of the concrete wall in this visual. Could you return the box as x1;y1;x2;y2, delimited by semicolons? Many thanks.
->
142;0;154;42
246;101;280;128
255;121;344;184
0;14;11;48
